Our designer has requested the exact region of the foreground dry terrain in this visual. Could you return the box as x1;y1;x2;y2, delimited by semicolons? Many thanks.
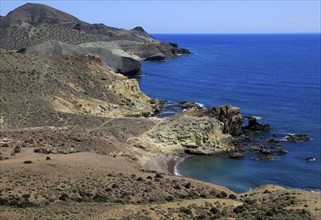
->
1;146;320;220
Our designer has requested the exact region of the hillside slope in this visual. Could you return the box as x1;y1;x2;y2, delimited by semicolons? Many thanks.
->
0;3;190;75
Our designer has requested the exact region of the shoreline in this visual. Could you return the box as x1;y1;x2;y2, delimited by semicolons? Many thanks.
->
143;153;191;175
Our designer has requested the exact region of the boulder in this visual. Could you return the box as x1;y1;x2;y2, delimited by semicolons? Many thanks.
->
0;138;10;147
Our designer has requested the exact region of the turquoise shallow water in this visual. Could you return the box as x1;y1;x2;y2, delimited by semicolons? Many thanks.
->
137;34;321;193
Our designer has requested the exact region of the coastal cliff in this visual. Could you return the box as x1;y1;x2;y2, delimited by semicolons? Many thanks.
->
0;3;190;75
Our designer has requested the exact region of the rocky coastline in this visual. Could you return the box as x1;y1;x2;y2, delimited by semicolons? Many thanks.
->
0;3;319;220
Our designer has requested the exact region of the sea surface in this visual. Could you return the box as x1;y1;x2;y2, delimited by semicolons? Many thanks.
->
137;34;321;193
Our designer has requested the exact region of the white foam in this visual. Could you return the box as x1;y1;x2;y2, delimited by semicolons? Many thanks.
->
161;111;177;114
286;133;296;135
195;102;205;108
173;156;191;176
251;115;262;120
310;189;321;194
174;164;181;176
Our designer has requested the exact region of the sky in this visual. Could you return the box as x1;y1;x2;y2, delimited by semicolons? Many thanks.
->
0;0;320;34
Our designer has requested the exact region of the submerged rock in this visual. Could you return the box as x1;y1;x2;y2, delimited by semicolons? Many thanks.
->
274;149;288;155
268;139;283;148
229;152;244;159
252;155;274;161
286;134;310;143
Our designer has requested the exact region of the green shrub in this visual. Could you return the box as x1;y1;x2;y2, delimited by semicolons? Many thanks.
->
179;207;192;215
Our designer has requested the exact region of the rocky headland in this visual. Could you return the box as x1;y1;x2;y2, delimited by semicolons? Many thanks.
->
0;3;319;220
0;3;190;75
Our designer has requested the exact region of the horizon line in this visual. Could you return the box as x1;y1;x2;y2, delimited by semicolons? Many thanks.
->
151;32;321;35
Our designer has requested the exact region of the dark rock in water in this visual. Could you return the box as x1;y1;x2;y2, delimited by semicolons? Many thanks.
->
237;135;255;143
260;149;274;155
229;152;244;159
269;139;283;148
268;139;279;144
170;102;202;109
305;157;316;162
252;155;274;161
249;145;265;152
250;145;287;155
242;117;270;133
274;149;288;155
286;134;310;143
144;53;166;61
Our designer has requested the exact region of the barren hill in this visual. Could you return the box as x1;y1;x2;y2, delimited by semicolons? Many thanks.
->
0;3;190;75
0;3;153;48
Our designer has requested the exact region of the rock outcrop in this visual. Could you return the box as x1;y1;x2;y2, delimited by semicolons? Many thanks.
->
128;113;234;157
242;117;270;133
184;105;245;136
286;134;310;143
144;53;166;61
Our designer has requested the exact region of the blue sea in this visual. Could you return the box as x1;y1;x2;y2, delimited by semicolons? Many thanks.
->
137;34;321;193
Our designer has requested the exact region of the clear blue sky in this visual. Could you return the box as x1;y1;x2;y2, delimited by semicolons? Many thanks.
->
1;0;320;33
